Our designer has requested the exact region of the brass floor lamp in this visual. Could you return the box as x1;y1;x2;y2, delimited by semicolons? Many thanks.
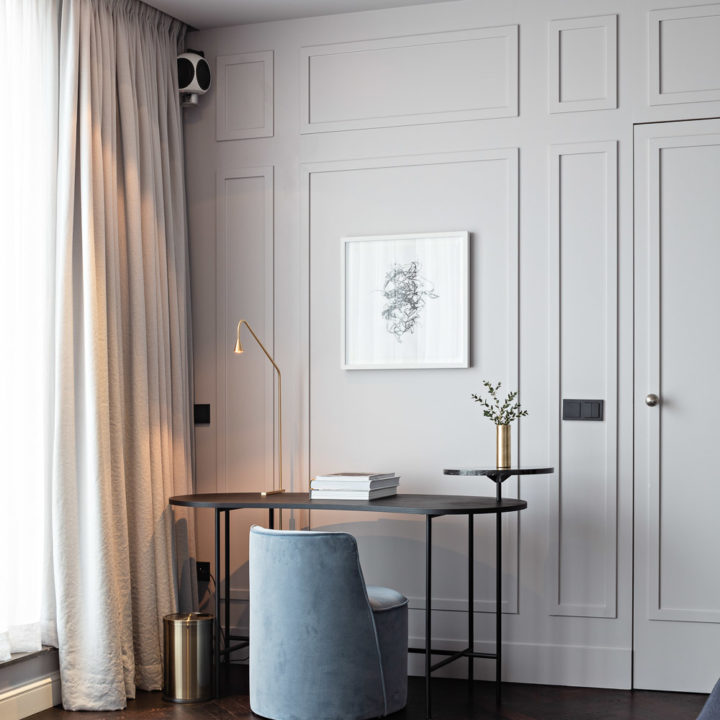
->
234;319;285;495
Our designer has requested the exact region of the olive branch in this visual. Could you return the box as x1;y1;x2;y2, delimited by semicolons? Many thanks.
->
471;380;528;425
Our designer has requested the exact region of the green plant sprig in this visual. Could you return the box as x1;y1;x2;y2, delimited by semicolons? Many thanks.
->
471;380;528;425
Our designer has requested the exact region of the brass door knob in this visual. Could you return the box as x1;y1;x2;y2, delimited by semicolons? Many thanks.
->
645;393;659;407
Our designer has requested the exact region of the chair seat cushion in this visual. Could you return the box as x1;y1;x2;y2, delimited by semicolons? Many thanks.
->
366;585;408;612
366;586;408;715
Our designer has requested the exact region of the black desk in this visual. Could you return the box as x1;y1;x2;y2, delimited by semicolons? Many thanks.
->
170;492;527;719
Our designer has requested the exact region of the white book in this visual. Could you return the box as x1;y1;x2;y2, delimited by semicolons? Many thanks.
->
311;476;400;491
310;486;398;501
313;472;396;482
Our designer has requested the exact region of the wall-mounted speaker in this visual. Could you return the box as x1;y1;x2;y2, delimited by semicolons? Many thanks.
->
178;49;211;107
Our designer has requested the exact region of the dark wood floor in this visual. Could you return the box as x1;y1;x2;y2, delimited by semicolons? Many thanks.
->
30;666;708;720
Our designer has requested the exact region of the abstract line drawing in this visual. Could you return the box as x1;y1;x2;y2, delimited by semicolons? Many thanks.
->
381;261;438;341
342;231;468;369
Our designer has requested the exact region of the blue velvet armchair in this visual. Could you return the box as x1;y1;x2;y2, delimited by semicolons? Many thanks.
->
249;526;408;720
698;679;720;720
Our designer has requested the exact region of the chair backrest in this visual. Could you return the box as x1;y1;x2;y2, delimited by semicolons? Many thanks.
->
249;526;387;720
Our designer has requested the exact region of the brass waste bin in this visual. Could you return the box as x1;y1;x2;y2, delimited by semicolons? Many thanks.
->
163;612;213;703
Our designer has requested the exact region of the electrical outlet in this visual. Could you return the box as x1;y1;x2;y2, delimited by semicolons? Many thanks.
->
196;561;210;583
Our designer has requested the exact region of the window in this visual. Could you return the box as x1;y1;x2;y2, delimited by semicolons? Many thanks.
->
0;0;59;660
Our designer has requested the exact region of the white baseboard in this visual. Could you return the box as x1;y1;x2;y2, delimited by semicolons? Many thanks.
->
0;672;61;720
408;637;631;689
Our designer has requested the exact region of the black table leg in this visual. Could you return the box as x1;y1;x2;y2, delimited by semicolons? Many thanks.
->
269;508;274;529
468;513;474;684
496;507;502;703
214;508;221;698
224;509;230;672
425;514;433;720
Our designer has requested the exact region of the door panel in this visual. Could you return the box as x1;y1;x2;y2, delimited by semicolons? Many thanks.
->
634;119;720;692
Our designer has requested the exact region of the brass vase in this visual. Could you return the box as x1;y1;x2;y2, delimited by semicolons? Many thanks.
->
496;424;511;469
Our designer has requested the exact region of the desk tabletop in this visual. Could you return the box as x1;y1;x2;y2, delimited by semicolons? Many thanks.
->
169;492;527;516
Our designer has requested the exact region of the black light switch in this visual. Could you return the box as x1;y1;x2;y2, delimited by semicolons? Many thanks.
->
563;399;604;421
194;403;211;425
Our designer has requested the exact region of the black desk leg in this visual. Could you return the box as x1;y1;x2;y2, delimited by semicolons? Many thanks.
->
224;509;231;672
214;508;221;698
425;515;433;720
269;508;274;529
468;513;474;684
496;508;502;703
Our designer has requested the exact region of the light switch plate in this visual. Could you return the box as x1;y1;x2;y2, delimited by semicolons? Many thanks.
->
562;399;604;421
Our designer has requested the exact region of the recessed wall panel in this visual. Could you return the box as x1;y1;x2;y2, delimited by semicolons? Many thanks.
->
548;141;618;618
303;150;520;613
650;139;720;622
650;5;720;105
549;15;617;113
301;27;518;133
217;51;274;140
215;168;275;495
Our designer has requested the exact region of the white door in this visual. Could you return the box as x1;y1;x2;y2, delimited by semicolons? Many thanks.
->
634;118;720;692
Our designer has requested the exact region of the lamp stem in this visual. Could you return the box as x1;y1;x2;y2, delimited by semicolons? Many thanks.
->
235;320;283;494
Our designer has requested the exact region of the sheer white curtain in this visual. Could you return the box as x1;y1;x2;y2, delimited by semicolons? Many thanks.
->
50;0;195;708
0;0;59;663
1;0;196;708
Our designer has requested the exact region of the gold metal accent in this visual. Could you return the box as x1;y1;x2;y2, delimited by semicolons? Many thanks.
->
234;319;285;495
496;424;511;469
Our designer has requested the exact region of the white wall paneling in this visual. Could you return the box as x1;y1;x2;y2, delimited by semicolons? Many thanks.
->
184;0;720;691
300;25;518;133
649;4;720;106
548;141;618;618
548;15;617;113
216;51;274;140
215;167;275;493
302;149;520;615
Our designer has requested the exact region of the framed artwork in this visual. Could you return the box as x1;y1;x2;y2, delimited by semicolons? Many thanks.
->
341;231;469;369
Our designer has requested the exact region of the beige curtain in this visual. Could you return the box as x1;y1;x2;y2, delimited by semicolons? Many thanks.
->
51;0;195;709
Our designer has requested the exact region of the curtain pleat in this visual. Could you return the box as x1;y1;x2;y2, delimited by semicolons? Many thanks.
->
52;0;195;709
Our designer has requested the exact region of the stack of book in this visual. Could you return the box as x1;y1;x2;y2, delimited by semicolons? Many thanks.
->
310;472;400;500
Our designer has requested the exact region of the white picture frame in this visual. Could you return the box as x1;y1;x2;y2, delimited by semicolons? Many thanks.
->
341;231;469;369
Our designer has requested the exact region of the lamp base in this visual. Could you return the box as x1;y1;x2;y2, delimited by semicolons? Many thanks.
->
260;488;286;496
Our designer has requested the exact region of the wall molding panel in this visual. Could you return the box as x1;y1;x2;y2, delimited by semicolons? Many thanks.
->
548;15;617;113
217;51;274;140
548;141;618;618
301;149;520;612
300;26;518;133
649;4;720;106
215;167;275;493
644;131;720;624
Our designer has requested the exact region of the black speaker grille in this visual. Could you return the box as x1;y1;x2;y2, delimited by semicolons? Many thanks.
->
177;57;194;90
196;58;211;91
